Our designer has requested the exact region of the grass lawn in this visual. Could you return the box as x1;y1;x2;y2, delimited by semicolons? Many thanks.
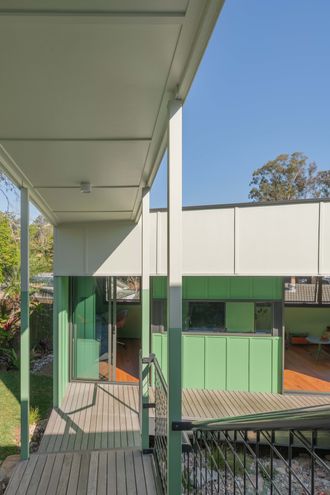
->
0;371;53;461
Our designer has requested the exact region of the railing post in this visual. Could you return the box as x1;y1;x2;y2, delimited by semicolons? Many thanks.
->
20;186;30;460
167;98;183;494
141;187;151;450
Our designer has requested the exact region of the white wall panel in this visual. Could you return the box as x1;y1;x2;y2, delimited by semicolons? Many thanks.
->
320;202;330;274
237;204;320;275
54;220;141;276
183;209;234;274
54;201;330;277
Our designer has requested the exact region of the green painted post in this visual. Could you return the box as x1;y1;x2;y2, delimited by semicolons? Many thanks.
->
167;99;183;494
53;276;59;407
141;187;150;450
20;187;30;460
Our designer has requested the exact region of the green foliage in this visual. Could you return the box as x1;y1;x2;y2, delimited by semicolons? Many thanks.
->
0;371;52;460
0;212;19;284
249;152;330;202
0;347;19;369
29;407;41;425
30;215;53;276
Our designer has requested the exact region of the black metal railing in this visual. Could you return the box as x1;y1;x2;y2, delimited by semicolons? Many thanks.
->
146;353;168;494
181;408;330;495
141;354;330;494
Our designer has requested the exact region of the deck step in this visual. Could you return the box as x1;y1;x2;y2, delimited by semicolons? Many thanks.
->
5;449;159;495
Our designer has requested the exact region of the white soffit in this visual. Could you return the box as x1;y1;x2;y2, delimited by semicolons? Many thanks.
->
0;0;224;224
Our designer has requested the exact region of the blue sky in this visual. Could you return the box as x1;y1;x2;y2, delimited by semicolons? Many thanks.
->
1;1;329;216
151;0;330;208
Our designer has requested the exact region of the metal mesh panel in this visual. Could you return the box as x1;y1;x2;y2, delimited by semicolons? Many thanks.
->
153;357;168;494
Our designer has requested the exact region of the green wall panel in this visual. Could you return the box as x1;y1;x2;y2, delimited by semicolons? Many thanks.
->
183;277;208;299
229;277;253;299
183;336;205;388
284;307;330;337
253;277;283;300
226;338;250;391
249;338;273;392
208;277;230;299
73;277;96;339
272;338;282;393
53;276;70;407
152;276;167;299
152;276;283;301
75;339;100;379
151;333;282;393
226;302;254;332
204;337;227;390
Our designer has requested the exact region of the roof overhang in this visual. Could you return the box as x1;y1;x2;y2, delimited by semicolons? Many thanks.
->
0;0;224;224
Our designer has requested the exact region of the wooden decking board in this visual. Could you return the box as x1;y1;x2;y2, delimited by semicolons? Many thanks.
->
7;382;330;494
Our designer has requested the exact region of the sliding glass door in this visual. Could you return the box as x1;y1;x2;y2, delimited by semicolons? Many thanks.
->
71;276;141;382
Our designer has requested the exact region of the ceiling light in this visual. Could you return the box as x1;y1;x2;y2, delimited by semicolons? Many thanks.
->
80;181;92;193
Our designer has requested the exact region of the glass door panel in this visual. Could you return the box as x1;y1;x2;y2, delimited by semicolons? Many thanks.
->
72;276;109;380
71;275;141;382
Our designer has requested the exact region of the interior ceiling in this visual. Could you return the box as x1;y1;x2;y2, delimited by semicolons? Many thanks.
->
0;0;224;224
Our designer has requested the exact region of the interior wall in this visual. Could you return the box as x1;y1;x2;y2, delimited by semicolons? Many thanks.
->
117;303;141;339
284;306;330;337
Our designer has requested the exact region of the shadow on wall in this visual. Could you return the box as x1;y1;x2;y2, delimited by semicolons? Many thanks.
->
54;221;141;275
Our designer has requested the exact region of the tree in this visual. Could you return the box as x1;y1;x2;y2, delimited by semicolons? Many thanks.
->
249;152;330;202
30;215;54;275
0;212;19;284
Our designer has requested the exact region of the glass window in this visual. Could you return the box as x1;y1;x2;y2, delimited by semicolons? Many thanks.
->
151;299;166;332
186;301;225;332
255;303;273;334
116;276;141;301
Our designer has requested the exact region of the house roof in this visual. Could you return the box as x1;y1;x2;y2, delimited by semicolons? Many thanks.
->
0;0;224;224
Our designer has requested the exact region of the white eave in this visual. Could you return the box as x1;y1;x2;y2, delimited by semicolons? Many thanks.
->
0;0;224;225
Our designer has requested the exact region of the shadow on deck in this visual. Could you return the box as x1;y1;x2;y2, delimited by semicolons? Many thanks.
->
6;382;330;494
5;383;158;495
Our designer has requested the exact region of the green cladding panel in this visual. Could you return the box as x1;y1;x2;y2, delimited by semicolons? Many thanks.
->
73;277;96;339
226;302;255;332
72;277;99;380
152;276;283;301
152;333;282;393
53;276;70;407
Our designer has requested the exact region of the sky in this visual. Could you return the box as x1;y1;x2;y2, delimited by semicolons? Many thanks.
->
1;0;329;216
150;0;330;208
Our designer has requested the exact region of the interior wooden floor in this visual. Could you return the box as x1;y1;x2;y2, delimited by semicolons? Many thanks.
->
284;344;330;393
99;338;140;383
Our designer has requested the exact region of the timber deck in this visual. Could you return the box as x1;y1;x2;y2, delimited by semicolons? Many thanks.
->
6;382;330;494
6;383;158;495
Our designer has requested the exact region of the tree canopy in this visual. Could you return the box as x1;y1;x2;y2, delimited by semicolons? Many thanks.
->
0;212;19;284
249;152;330;202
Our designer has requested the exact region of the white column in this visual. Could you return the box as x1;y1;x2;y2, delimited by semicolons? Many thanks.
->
141;187;150;450
167;99;183;494
20;187;30;459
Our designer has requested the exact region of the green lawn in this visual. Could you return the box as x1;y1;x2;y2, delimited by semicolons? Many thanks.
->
0;371;53;461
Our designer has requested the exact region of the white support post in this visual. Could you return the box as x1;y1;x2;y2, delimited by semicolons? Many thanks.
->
20;187;30;460
167;99;183;494
141;186;150;450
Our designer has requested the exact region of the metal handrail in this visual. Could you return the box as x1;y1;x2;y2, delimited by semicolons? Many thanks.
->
189;403;330;431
